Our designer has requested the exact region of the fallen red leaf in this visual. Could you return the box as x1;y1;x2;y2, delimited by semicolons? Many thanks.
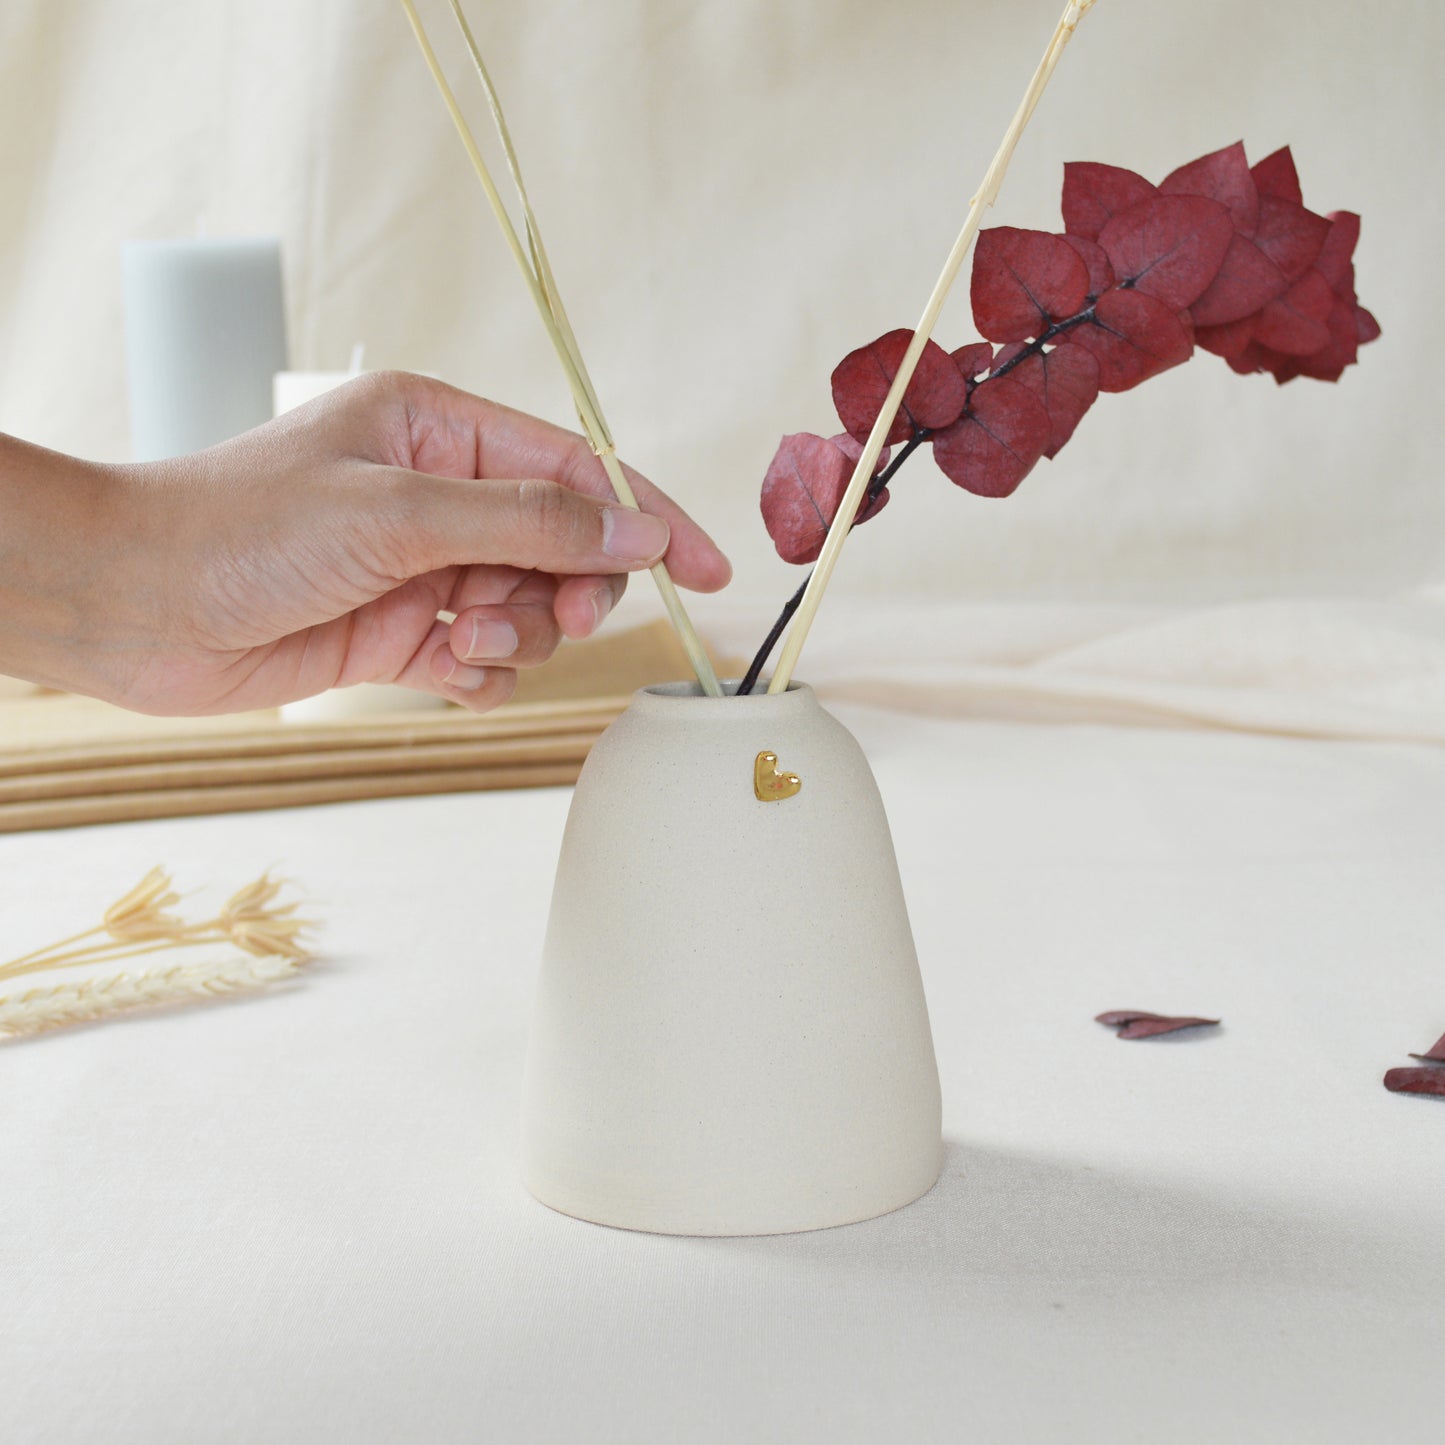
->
1407;1031;1445;1064
1384;1067;1445;1099
971;227;1091;343
1096;1010;1221;1039
1061;161;1157;243
759;433;889;564
931;376;1049;498
1161;141;1259;235
1003;343;1100;457
1098;194;1235;311
831;328;968;445
1068;288;1194;392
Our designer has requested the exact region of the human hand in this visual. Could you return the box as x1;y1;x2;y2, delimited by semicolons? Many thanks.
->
0;373;730;715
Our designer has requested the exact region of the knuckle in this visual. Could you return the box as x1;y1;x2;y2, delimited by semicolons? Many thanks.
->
348;368;410;408
517;478;592;551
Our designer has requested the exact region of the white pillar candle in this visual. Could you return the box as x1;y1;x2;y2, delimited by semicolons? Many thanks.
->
122;237;288;461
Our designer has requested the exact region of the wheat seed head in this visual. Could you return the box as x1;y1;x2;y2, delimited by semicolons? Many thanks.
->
102;865;186;943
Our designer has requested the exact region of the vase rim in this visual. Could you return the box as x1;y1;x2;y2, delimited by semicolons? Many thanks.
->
632;679;815;714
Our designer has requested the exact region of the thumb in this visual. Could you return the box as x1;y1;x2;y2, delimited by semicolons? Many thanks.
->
383;471;671;576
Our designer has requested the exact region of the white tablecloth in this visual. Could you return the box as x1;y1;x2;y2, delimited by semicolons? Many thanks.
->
3;698;1443;1443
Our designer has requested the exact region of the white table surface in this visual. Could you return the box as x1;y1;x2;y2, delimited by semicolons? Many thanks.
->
3;700;1443;1443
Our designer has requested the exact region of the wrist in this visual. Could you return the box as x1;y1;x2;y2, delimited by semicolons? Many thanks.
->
0;434;125;694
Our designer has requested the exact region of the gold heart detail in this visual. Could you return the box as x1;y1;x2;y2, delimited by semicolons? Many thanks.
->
754;750;802;803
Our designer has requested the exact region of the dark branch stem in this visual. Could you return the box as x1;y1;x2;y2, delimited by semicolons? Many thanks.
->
988;306;1094;382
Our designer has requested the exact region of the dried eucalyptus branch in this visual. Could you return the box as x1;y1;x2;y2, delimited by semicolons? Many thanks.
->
767;0;1098;694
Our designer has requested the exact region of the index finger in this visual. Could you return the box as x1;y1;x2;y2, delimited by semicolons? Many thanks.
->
357;374;732;594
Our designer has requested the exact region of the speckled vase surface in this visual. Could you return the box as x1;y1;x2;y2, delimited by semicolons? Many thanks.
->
520;681;942;1236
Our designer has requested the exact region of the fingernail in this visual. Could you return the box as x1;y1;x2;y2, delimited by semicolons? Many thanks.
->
445;660;491;691
465;619;518;661
590;586;614;633
602;508;669;563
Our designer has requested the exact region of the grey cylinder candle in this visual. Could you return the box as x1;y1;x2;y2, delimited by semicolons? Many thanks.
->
122;237;288;461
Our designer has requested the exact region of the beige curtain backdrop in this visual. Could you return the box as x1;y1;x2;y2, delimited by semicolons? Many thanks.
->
1;0;1439;620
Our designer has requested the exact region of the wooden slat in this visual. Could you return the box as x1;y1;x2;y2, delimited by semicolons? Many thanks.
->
0;620;740;833
0;762;587;834
0;730;603;804
0;698;626;780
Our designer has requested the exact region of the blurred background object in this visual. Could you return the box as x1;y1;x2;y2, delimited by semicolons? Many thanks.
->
122;235;287;459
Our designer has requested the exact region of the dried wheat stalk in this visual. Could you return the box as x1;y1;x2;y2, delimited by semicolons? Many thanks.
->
769;0;1098;693
0;867;317;1039
0;955;301;1040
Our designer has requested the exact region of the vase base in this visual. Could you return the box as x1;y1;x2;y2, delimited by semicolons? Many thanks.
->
521;1143;944;1238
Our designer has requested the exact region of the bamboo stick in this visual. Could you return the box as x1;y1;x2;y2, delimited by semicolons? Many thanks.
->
0;762;585;835
767;0;1097;694
398;0;722;696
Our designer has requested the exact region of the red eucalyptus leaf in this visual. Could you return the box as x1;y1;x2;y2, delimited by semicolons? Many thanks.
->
760;433;889;565
971;227;1090;343
1061;234;1116;297
1226;340;1295;383
1314;211;1362;294
829;431;893;477
1188;233;1288;326
1252;268;1334;355
1286;295;1361;382
1253;197;1331;285
1195;314;1257;361
1384;1067;1445;1099
1408;1031;1445;1064
831;328;968;445
931;376;1049;498
1069;288;1194;392
1356;306;1381;343
1161;141;1259;235
952;342;994;381
1251;146;1303;204
1096;1010;1220;1039
1006;344;1101;457
1061;161;1157;243
1098;194;1235;311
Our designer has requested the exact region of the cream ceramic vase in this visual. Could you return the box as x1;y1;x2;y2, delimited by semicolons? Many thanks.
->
520;681;943;1236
